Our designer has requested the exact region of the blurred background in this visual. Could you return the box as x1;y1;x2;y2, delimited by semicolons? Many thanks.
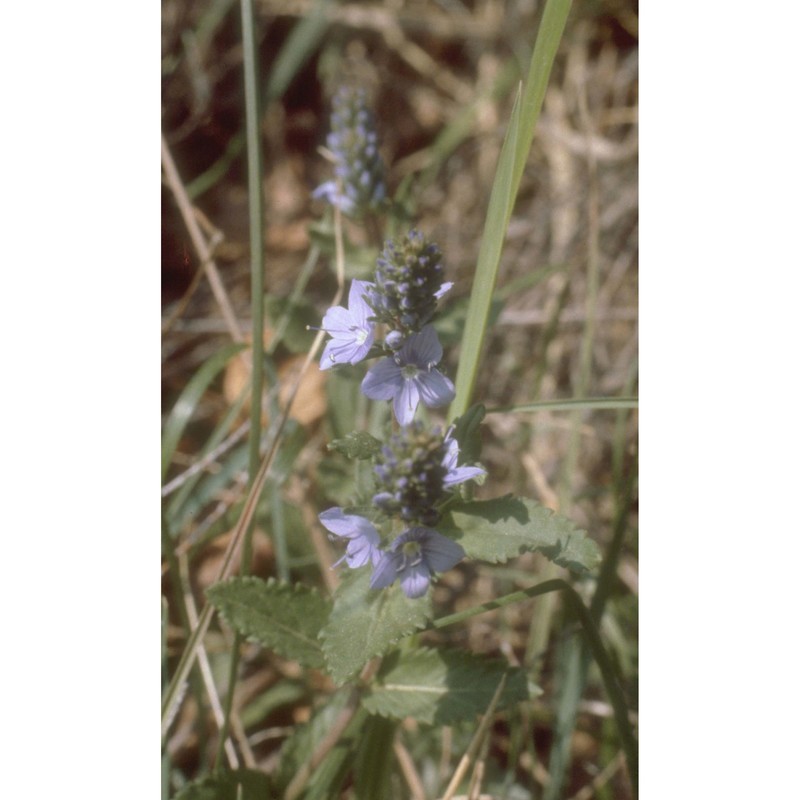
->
162;0;638;796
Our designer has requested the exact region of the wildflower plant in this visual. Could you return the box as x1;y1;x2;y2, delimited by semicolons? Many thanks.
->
163;9;638;797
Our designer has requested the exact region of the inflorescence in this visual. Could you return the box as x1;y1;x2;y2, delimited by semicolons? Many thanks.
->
313;86;386;218
319;425;485;598
316;85;486;598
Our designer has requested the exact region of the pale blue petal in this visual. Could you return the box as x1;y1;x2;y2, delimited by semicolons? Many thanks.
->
442;437;459;472
420;530;465;572
404;325;442;366
312;180;337;201
370;552;401;590
318;508;377;541
362;359;403;401
399;565;431;599
321;305;354;336
416;369;455;407
319;341;337;370
320;337;361;370
434;281;454;300
443;464;486;488
395;379;420;425
345;533;380;568
349;280;376;328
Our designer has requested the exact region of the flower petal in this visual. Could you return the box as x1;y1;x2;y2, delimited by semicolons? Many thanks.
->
320;337;365;370
321;305;355;336
370;552;400;590
362;359;403;401
399;564;431;598
420;530;465;572
434;281;454;300
348;280;376;327
318;508;377;541
443;464;486;488
395;379;420;425
416;369;455;407
403;325;442;367
345;534;380;568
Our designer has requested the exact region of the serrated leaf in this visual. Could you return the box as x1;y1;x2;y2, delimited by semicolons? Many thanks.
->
320;568;432;684
173;768;271;800
439;496;600;573
328;431;383;460
207;578;331;668
362;647;538;725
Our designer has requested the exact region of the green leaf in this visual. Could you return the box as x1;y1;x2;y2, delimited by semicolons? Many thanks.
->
327;431;383;460
362;647;537;725
207;577;331;668
320;568;432;684
451;403;486;464
173;769;271;800
439;496;601;573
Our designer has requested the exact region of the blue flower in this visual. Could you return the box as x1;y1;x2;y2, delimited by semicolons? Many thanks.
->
318;508;382;569
361;325;455;425
442;427;486;490
312;180;357;216
313;86;386;218
320;280;376;370
369;527;465;599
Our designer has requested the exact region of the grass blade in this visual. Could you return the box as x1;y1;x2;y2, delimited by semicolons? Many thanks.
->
449;0;573;420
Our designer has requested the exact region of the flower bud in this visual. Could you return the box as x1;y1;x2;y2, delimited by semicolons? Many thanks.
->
373;422;449;526
368;229;447;342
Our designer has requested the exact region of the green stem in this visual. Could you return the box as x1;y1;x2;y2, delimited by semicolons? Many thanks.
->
216;0;264;768
487;396;638;414
243;0;265;492
429;579;638;789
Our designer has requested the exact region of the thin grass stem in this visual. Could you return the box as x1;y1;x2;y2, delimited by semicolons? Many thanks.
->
214;0;265;767
487;397;638;414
